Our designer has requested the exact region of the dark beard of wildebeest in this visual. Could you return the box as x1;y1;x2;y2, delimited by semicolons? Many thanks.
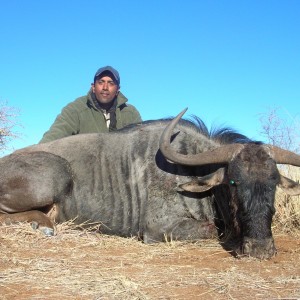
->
1;109;300;259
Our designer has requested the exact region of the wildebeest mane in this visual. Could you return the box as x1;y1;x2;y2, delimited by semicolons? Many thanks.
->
120;115;261;145
187;115;256;145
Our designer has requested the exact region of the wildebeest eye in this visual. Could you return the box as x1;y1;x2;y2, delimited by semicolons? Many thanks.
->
229;180;236;186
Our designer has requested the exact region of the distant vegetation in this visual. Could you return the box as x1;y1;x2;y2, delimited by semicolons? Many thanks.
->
0;101;21;153
259;107;300;154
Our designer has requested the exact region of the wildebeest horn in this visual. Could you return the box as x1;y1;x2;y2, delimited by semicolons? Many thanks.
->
159;108;244;166
269;145;300;166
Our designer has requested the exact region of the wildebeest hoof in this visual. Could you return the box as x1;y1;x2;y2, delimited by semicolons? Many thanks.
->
30;222;54;236
40;227;54;236
31;221;39;230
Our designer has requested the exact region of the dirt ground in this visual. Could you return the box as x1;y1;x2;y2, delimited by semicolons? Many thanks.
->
0;223;299;300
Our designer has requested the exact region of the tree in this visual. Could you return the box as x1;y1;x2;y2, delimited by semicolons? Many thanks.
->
259;107;300;154
0;101;21;153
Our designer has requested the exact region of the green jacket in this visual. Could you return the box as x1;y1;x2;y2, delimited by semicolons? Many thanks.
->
39;90;142;143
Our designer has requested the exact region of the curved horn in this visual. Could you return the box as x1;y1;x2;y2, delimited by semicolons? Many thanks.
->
269;145;300;166
159;108;244;166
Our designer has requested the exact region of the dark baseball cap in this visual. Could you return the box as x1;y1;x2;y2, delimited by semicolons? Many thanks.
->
94;66;120;85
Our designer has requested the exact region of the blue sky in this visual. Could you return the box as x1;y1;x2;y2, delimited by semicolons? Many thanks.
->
0;0;299;156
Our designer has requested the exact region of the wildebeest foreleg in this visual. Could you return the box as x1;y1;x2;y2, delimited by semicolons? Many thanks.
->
143;218;218;243
167;218;218;241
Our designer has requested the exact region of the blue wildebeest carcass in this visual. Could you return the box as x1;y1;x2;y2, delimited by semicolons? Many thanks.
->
0;108;300;259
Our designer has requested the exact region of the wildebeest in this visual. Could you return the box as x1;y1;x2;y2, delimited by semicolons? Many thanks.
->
0;108;300;259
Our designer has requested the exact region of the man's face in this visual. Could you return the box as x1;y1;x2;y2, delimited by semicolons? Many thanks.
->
92;74;119;105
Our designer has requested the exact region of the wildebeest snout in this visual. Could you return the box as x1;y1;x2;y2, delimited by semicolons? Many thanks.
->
240;237;277;259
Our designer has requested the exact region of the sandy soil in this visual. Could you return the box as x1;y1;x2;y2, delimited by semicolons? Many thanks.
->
0;223;299;300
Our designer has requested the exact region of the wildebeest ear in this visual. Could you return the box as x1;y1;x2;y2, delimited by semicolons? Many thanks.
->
278;175;300;196
179;168;227;193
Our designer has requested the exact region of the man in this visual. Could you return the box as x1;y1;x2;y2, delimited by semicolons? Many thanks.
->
39;66;142;143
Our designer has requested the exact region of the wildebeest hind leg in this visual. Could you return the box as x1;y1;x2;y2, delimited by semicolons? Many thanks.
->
0;151;73;235
0;210;55;236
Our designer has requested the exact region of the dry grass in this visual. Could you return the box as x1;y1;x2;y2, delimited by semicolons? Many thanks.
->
273;166;300;235
1;221;300;300
1;168;300;299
